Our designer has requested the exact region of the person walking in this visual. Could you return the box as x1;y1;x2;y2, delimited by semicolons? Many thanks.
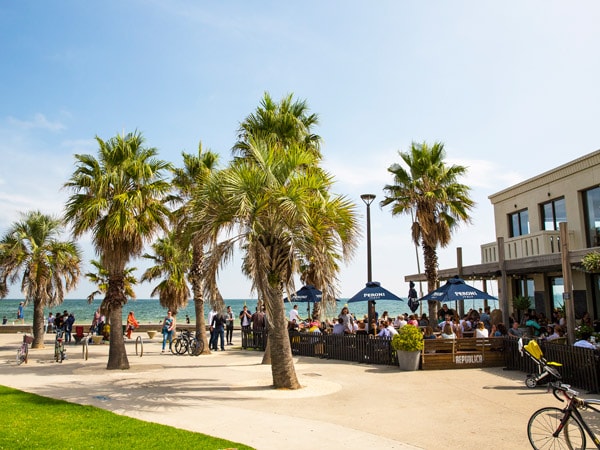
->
225;306;234;345
161;311;175;353
17;302;24;323
126;311;139;339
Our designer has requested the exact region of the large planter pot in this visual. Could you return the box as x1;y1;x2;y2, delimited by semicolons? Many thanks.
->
397;350;421;371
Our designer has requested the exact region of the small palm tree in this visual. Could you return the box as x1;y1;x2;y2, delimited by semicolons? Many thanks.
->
0;211;81;348
381;141;474;321
141;232;191;315
169;143;220;353
64;131;171;370
86;260;138;306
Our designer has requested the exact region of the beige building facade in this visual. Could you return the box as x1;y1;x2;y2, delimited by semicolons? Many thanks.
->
407;149;600;323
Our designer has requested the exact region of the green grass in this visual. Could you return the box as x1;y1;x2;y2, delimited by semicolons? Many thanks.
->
0;385;253;450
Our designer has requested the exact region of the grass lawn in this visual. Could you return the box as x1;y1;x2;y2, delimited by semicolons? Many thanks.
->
0;385;253;450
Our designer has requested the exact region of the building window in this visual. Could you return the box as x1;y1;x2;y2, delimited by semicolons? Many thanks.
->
583;186;600;247
550;277;564;311
541;197;566;231
509;209;529;237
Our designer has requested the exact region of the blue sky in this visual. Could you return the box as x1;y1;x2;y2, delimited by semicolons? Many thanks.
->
1;1;600;300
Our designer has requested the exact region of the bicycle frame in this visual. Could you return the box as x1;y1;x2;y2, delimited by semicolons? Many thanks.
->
551;384;600;448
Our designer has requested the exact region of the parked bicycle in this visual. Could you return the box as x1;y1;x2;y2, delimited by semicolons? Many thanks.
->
171;329;204;356
16;334;33;365
527;381;600;449
54;327;66;363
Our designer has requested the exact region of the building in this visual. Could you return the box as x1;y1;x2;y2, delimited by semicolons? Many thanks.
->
406;149;600;323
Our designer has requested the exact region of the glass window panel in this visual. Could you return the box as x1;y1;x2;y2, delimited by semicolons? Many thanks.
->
584;187;600;247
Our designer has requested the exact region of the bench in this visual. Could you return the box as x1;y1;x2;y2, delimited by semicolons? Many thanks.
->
422;337;505;370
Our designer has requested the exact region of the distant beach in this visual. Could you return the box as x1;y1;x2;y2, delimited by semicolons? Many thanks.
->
0;297;497;327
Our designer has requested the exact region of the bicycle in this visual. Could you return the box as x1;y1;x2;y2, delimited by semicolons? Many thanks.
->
16;334;33;365
171;329;204;356
54;327;66;363
527;381;600;449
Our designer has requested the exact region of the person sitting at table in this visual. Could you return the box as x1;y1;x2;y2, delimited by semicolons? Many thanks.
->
423;326;437;340
419;313;429;327
407;315;419;327
308;321;321;333
332;317;346;335
508;321;524;338
441;323;456;339
574;330;595;349
355;320;368;335
492;323;508;337
524;313;542;337
377;320;392;338
546;325;564;342
475;321;489;338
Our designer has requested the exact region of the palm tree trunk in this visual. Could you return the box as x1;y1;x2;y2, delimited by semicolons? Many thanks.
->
265;290;300;389
190;246;210;354
32;299;45;349
105;275;129;370
423;242;440;324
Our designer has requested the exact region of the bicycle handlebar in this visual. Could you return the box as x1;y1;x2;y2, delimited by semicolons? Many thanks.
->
548;382;579;402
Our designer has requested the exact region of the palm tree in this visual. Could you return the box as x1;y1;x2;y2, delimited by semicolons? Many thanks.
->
195;137;358;389
233;92;321;158
140;232;191;316
86;260;138;305
380;141;474;322
0;211;81;348
169;143;220;353
64;131;171;370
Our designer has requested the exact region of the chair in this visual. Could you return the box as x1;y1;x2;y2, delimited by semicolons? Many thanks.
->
74;326;85;344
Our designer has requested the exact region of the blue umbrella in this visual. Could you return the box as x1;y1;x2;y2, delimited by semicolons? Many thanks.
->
418;277;497;303
285;285;323;318
347;281;404;303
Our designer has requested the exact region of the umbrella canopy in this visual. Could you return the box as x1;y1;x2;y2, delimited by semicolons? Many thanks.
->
286;285;323;303
347;281;404;303
418;277;497;303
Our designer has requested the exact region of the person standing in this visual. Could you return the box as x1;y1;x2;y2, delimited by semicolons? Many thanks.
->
65;312;75;343
289;304;300;324
17;302;24;323
208;306;218;351
225;306;234;345
211;310;227;351
161;310;175;353
46;312;55;333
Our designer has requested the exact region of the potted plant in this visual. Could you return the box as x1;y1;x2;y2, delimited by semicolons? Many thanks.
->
391;324;424;371
512;295;531;324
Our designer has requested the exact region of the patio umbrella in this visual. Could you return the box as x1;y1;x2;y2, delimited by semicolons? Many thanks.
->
347;281;404;303
285;285;323;318
418;277;497;303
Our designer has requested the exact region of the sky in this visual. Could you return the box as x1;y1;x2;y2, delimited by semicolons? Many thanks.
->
1;1;600;300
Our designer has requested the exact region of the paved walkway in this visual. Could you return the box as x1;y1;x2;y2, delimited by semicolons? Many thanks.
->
0;332;570;449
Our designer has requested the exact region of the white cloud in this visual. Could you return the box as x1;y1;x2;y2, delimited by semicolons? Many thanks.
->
7;113;66;132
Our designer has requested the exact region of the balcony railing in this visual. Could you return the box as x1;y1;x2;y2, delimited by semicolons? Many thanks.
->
481;230;576;264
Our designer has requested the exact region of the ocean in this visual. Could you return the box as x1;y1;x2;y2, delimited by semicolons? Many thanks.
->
0;297;496;326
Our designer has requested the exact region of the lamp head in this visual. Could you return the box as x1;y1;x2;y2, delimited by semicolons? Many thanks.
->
360;193;376;205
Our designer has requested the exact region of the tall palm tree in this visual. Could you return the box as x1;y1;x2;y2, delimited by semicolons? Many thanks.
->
86;260;138;305
64;131;171;370
380;141;475;321
0;211;81;348
169;143;220;353
195;137;358;389
140;232;191;315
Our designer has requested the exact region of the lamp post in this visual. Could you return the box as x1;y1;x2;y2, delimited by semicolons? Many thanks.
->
361;193;376;333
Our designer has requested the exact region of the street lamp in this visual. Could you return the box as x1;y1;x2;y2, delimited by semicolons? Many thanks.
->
361;193;376;334
361;194;376;282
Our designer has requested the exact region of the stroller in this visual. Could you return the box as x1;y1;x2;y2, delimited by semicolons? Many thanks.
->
519;338;562;388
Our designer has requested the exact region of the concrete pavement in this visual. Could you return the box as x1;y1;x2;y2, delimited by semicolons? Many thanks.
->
0;331;572;449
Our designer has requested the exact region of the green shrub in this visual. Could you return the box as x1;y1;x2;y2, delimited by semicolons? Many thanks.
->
391;324;424;352
582;251;600;273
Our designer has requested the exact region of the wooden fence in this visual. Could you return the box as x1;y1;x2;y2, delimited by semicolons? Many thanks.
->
241;329;600;392
503;337;600;393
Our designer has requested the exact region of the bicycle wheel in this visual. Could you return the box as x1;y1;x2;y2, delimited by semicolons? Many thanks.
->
174;338;188;355
16;345;27;365
189;337;204;356
527;407;586;450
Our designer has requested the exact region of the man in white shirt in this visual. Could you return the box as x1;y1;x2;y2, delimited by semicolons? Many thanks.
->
332;317;346;335
289;304;300;323
574;331;596;349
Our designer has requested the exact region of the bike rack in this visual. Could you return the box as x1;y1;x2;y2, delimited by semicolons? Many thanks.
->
135;336;143;357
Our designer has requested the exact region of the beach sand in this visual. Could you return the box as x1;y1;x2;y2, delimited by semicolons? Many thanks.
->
0;331;565;449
